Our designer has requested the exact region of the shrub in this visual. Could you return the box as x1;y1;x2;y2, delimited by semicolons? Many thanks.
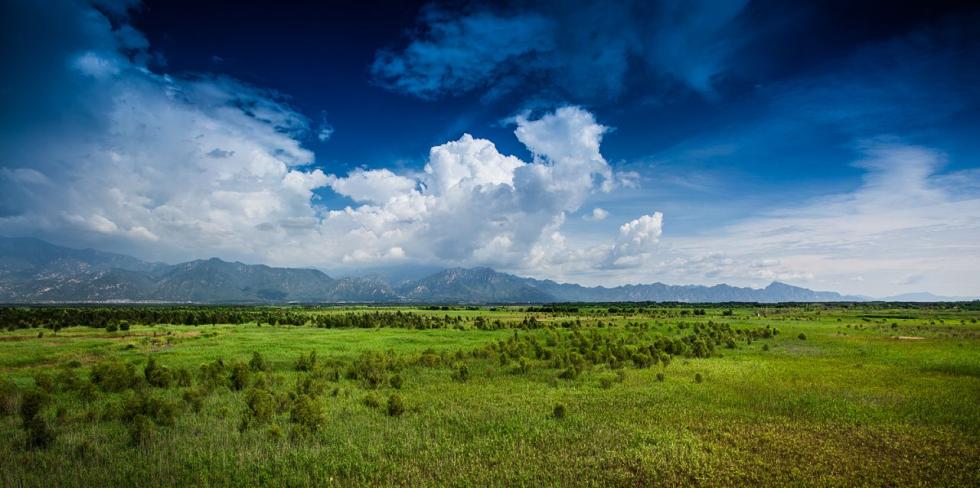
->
389;374;403;389
20;389;49;422
230;362;251;391
599;376;614;389
798;333;807;341
122;392;180;427
694;373;704;384
33;371;56;392
145;357;173;388
362;392;383;409
553;403;567;419
656;372;665;382
245;388;276;422
762;344;770;351
295;351;318;372
129;414;155;446
451;364;469;382
289;394;324;433
25;416;56;449
386;394;405;417
105;322;118;333
173;367;193;387
616;370;627;383
55;368;82;392
199;359;228;388
182;387;207;413
249;351;268;372
0;379;19;416
91;360;139;392
119;321;131;332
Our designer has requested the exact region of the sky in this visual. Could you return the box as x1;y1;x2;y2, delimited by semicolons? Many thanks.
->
1;0;979;297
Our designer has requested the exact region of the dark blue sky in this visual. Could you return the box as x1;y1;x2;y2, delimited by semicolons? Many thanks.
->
2;0;979;295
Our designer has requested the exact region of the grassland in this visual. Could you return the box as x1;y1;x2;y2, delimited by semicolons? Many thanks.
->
0;304;978;487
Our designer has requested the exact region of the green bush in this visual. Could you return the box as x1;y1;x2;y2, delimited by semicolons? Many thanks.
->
362;392;383;410
762;344;770;351
389;374;403;389
553;403;567;419
105;322;118;333
230;362;251;391
144;357;173;388
91;360;139;392
694;373;704;384
451;364;469;382
20;389;49;422
249;351;268;372
55;368;82;392
25;416;56;450
119;321;130;332
289;394;325;433
129;414;155;446
656;372;665;382
122;392;180;427
199;359;228;389
33;371;56;392
0;378;19;415
245;388;276;422
599;376;614;389
798;333;807;341
386;394;405;417
182;387;207;413
295;351;318;372
173;367;193;387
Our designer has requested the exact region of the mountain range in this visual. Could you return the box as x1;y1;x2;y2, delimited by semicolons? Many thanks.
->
0;237;971;304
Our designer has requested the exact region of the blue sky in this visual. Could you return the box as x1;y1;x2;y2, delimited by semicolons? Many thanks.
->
1;0;979;296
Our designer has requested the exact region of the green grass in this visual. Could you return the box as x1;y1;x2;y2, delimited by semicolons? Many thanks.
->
1;305;978;486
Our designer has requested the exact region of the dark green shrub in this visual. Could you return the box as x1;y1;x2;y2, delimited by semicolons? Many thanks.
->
362;392;383;409
389;374;403;389
119;321;130;332
386;394;405;417
55;368;82;392
122;392;180;426
694;373;704;383
199;359;228;388
245;388;276;422
762;344;770;351
656;372;665;382
616;370;627;383
230;362;251;391
553;403;567;419
0;379;19;415
25;416;55;449
91;360;139;392
33;371;55;392
249;351;268;372
295;375;327;397
20;389;49;422
295;351;318;372
173;367;193;387
144;357;173;388
105;322;118;333
451;364;469;382
798;333;807;341
289;394;324;433
129;414;154;446
182;387;207;413
599;376;614;389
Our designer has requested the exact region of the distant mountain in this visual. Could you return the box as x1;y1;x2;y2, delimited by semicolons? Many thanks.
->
395;267;554;303
879;292;978;302
0;236;958;304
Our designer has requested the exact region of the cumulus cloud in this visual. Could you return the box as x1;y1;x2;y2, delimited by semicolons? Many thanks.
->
603;212;663;268
0;0;656;275
584;208;608;221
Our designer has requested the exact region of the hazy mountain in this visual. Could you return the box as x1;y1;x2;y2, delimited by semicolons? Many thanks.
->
395;267;554;303
0;236;957;304
879;292;978;302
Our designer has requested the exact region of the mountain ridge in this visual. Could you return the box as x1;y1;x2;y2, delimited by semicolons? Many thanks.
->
0;237;969;304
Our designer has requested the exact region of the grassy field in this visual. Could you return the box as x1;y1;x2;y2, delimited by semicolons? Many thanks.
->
0;305;978;487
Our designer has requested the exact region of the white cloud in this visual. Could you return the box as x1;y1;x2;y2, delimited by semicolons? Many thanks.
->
584;208;608;221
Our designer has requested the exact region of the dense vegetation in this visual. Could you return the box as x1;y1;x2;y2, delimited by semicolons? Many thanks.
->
0;304;977;486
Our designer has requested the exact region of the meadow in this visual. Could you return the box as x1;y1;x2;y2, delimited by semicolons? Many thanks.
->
0;304;978;487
